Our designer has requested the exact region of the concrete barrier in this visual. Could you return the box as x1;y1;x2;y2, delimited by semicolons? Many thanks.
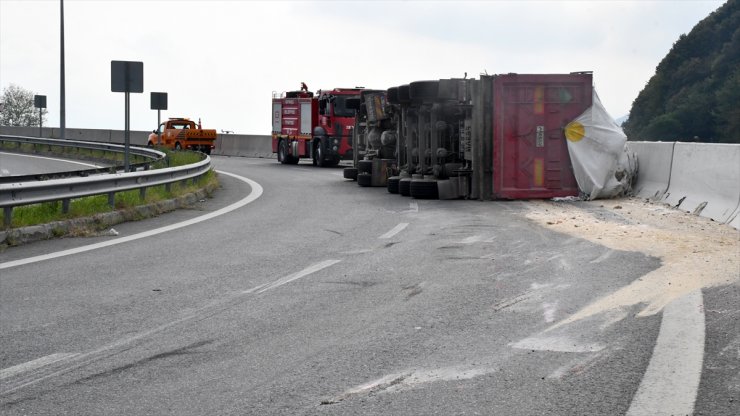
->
627;141;675;200
213;134;273;158
661;142;740;224
0;126;150;145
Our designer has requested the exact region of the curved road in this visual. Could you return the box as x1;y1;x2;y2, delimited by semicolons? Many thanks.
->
0;151;107;176
1;156;737;415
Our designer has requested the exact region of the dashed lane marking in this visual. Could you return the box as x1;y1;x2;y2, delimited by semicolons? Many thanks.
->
379;223;409;239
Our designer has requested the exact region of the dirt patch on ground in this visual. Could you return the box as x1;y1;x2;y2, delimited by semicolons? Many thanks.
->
525;197;739;327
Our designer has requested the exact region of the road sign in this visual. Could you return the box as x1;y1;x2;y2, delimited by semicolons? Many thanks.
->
111;61;143;93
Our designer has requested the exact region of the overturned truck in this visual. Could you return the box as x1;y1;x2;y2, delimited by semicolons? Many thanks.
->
344;72;619;200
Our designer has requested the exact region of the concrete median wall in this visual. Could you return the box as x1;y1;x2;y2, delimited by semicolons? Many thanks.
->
0;126;272;156
213;134;273;158
0;126;150;146
660;142;740;225
627;141;675;200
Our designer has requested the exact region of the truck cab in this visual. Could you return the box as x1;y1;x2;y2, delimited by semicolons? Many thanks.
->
148;118;216;154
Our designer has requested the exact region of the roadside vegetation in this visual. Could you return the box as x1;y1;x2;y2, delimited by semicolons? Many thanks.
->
1;148;218;229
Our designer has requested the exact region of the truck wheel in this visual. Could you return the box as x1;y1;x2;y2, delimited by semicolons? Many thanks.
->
409;81;439;101
175;142;182;151
358;160;373;174
387;176;401;194
278;140;288;164
343;167;358;180
357;173;372;187
399;178;412;196
314;139;327;167
410;179;439;199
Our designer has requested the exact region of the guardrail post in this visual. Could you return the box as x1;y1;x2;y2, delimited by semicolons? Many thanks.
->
140;187;146;200
108;192;115;208
165;183;171;193
62;199;70;214
3;207;11;227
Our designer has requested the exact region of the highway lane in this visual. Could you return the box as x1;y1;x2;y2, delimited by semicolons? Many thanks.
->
1;156;738;415
0;151;107;176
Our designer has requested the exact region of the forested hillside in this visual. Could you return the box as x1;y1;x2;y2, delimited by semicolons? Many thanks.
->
623;0;739;143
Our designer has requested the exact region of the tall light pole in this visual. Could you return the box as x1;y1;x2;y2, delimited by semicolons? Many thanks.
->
60;0;66;139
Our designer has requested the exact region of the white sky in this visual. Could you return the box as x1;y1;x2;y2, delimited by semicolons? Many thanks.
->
0;0;725;134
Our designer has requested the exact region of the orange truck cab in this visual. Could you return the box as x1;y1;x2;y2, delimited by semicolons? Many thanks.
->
148;118;216;154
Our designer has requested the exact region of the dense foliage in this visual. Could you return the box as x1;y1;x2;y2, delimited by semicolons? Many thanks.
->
623;0;739;143
0;84;48;127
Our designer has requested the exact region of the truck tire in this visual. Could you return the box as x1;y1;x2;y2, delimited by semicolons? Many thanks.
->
358;160;373;174
314;139;327;167
387;176;400;194
278;140;288;164
409;81;439;101
399;178;412;196
410;179;439;199
343;167;358;180
357;173;372;187
175;142;182;151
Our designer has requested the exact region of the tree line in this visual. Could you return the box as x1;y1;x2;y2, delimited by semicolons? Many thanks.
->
624;0;739;143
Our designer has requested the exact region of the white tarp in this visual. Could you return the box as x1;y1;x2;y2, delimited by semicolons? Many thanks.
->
564;91;637;200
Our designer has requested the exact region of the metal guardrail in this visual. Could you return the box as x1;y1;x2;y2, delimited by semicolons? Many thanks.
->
0;135;212;227
0;135;166;183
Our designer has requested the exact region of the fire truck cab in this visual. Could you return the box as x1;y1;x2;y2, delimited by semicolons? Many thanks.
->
272;84;361;166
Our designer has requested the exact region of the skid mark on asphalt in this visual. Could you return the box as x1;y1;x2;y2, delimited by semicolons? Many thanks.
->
0;170;263;271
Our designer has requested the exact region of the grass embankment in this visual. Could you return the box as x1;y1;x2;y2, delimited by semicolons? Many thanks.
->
1;148;218;229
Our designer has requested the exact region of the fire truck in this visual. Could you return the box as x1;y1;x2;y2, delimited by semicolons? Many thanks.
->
346;73;597;200
271;83;362;166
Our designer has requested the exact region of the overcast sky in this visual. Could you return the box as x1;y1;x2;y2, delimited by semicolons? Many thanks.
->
0;0;725;134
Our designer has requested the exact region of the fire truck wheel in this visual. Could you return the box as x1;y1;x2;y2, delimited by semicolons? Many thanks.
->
357;173;372;187
343;167;358;180
175;142;182;151
278;140;288;164
315;140;326;167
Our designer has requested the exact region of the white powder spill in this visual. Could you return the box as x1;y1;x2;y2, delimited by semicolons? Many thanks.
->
525;198;739;329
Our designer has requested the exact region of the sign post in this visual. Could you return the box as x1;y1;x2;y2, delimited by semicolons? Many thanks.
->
150;92;168;145
33;95;47;137
111;60;143;172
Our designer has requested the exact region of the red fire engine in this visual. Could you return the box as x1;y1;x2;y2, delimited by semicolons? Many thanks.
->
271;83;361;166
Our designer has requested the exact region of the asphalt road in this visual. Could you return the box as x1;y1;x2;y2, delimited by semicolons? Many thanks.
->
1;156;738;415
0;151;107;176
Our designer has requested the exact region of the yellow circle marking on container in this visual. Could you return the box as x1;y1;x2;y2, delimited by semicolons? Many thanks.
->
565;121;585;142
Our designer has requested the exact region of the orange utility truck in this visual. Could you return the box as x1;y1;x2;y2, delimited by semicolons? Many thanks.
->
148;118;216;154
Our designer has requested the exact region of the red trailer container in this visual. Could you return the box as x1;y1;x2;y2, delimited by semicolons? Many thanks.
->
492;73;593;199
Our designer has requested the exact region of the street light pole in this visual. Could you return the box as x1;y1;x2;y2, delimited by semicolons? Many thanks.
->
60;0;66;140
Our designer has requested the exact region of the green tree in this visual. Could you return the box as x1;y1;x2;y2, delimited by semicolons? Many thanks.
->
625;0;739;143
0;84;48;127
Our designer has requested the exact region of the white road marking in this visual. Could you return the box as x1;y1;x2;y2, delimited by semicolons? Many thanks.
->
511;335;605;353
0;170;263;270
459;235;484;244
246;259;342;294
542;302;558;323
401;202;419;213
379;223;409;239
627;290;705;416
0;151;103;168
0;353;79;380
